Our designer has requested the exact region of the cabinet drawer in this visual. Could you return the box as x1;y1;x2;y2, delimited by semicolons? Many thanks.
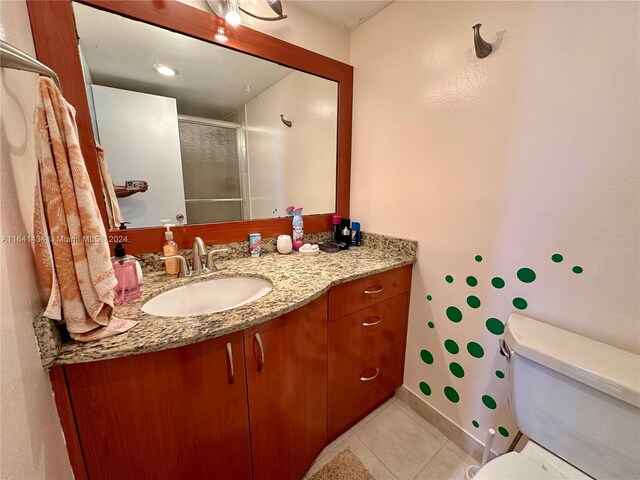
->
328;343;404;438
329;294;408;380
329;265;412;321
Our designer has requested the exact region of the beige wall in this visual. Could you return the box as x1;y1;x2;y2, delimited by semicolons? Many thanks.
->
350;1;639;452
245;71;338;219
178;0;350;63
0;1;74;479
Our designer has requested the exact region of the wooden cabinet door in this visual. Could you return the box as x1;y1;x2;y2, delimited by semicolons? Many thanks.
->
244;295;328;480
64;332;252;480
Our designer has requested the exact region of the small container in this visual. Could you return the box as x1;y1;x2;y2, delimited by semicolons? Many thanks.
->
351;221;361;246
331;215;342;242
277;235;293;254
111;242;140;305
336;218;352;249
292;207;304;251
161;222;179;276
249;233;262;257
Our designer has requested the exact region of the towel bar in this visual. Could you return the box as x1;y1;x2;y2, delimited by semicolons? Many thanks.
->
0;39;62;91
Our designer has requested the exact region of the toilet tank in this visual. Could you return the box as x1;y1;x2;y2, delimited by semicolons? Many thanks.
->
503;314;640;480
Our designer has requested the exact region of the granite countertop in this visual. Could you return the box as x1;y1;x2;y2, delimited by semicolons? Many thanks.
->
36;233;417;367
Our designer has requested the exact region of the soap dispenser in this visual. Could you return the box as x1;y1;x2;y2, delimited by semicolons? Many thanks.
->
161;222;179;276
111;242;141;305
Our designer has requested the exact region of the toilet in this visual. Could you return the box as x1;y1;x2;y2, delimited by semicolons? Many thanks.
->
473;314;640;480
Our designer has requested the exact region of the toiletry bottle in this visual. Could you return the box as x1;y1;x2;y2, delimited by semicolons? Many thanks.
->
162;223;179;276
111;242;141;304
118;221;143;281
337;218;352;249
351;221;361;246
292;207;304;251
331;215;342;243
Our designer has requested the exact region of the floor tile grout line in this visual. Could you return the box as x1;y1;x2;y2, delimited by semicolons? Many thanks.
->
351;428;399;480
411;444;446;480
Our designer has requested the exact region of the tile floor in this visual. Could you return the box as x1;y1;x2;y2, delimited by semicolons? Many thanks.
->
305;397;476;480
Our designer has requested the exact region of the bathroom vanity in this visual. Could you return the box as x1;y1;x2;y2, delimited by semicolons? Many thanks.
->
44;237;416;480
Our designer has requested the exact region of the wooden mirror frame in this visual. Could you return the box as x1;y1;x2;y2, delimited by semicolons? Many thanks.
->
27;0;352;254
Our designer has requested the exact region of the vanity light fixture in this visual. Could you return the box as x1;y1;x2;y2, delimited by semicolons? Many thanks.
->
206;0;287;26
151;64;179;76
215;26;229;42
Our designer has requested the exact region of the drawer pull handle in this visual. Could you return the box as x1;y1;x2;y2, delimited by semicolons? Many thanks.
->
362;316;382;327
360;368;380;382
226;342;235;384
364;287;384;295
255;332;265;372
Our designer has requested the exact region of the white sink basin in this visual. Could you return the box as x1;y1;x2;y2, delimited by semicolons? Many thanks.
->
141;276;272;317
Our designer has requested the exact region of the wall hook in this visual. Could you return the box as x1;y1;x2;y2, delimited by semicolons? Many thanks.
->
473;24;492;58
280;115;293;128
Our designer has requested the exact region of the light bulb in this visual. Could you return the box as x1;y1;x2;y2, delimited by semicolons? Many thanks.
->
224;0;241;26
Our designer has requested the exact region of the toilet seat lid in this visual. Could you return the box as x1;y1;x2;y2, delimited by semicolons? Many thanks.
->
474;452;558;480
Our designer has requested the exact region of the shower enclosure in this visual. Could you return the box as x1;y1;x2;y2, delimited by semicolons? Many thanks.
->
178;115;248;224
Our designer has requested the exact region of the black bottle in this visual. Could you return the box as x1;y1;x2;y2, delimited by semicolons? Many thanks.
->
335;218;352;249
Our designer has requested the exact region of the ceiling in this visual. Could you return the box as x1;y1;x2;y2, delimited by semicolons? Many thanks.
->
73;2;297;119
290;0;393;30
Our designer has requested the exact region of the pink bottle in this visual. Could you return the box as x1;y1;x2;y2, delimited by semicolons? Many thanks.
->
111;242;141;304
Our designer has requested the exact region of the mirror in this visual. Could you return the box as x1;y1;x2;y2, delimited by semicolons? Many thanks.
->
73;2;338;229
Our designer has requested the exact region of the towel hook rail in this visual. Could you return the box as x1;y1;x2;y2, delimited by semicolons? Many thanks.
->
0;39;62;91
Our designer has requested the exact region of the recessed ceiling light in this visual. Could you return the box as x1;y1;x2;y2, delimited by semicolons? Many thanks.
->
151;64;179;77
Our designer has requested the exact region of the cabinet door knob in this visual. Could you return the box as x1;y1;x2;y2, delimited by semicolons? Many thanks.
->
226;342;234;384
255;332;265;371
362;316;382;327
360;368;380;382
364;287;384;295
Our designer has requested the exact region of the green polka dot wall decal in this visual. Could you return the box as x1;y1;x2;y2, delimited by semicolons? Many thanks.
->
449;362;465;378
491;277;505;289
498;426;510;437
444;386;460;403
419;381;432;396
427;322;435;329
572;266;584;274
445;275;454;283
486;318;505;336
512;297;528;310
472;420;480;428
517;267;536;283
466;276;478;287
420;349;434;365
466;296;481;309
475;255;483;262
551;253;564;263
446;306;463;323
482;395;497;409
495;370;505;379
427;295;433;301
467;342;484;358
444;339;460;355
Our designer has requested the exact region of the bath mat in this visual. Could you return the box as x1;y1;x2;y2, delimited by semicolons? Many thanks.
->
310;449;376;480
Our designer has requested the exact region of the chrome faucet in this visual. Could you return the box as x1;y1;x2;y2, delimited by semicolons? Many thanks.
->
160;236;228;278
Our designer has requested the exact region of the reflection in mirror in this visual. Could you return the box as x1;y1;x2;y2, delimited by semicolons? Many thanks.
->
72;2;338;229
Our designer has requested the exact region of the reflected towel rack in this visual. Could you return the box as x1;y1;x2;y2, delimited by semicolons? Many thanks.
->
0;39;62;91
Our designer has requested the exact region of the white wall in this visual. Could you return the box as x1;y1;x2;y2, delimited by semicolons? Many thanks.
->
0;1;74;478
350;1;639;452
245;71;338;218
178;0;350;63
